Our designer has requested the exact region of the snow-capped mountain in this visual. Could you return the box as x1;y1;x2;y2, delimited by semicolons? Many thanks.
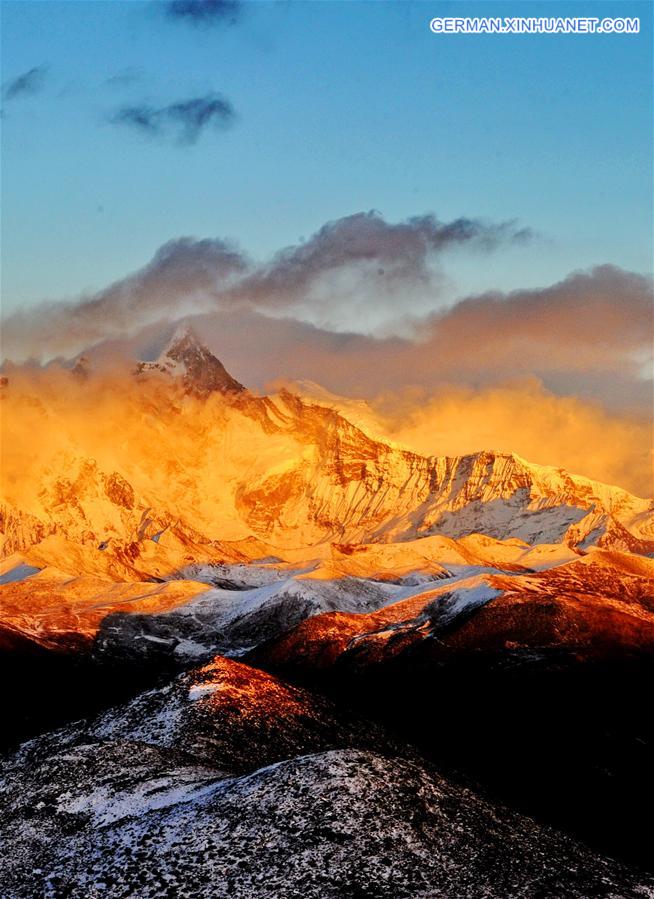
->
3;335;654;892
1;335;651;565
135;324;245;396
1;333;652;672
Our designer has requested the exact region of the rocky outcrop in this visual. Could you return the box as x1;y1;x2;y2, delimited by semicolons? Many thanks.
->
13;656;395;774
135;325;245;396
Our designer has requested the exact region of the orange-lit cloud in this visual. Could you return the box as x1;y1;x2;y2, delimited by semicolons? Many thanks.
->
2;354;651;500
2;221;651;497
368;380;653;499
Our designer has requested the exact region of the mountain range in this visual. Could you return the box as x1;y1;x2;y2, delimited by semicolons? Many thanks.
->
3;326;652;555
1;326;653;896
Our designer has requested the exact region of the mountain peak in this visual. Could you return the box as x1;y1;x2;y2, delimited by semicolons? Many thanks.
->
163;323;203;356
138;323;245;397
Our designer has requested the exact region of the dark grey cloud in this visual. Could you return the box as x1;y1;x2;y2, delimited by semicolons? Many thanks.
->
112;93;236;144
228;211;533;308
0;212;532;359
164;0;241;27
1;210;531;360
3;64;49;101
2;237;248;359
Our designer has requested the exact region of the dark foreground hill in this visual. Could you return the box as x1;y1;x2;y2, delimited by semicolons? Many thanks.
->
2;657;653;899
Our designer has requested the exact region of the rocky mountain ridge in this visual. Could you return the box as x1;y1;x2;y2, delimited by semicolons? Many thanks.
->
1;333;651;564
134;325;245;397
2;333;654;894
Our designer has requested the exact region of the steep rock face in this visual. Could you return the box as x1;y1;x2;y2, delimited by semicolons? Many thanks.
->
135;325;245;396
235;391;653;549
1;346;651;558
0;504;48;555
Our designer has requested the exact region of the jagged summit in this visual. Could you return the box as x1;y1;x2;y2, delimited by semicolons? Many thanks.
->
136;324;245;397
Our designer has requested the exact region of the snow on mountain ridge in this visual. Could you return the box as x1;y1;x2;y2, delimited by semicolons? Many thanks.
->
130;333;654;522
284;379;653;511
1;338;652;567
135;324;245;396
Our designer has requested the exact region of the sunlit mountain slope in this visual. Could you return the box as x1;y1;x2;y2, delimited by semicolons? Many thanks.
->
2;327;651;565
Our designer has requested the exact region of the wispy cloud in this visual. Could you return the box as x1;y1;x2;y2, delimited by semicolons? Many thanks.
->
2;64;49;101
111;93;236;144
164;0;241;28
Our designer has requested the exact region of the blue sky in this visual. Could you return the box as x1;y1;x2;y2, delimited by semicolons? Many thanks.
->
2;0;652;317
